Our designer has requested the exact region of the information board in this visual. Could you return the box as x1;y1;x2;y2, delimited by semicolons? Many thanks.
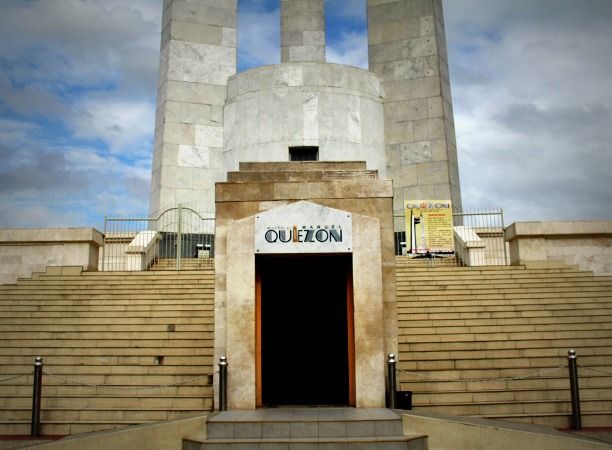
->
404;200;454;254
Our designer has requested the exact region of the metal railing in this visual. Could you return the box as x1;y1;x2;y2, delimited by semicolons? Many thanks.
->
389;350;590;430
102;206;215;271
393;209;508;266
103;207;507;269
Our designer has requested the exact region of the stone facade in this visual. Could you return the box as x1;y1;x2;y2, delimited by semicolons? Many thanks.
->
0;228;103;284
214;162;396;409
224;62;386;176
505;221;612;276
149;0;237;217
281;0;326;63
149;0;462;216
367;0;462;212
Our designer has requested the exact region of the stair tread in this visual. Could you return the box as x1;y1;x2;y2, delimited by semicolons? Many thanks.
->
186;435;422;443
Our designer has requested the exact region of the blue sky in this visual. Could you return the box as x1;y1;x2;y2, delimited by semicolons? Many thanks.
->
0;0;611;229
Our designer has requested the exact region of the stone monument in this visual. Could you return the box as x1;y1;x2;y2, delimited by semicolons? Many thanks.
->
149;0;461;216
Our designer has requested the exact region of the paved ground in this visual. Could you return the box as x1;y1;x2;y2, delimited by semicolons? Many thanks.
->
570;430;612;445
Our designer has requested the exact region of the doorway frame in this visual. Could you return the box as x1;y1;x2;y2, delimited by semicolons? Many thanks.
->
217;205;386;409
255;255;356;407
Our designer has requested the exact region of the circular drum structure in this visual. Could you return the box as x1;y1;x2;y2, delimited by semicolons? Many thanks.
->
224;62;386;176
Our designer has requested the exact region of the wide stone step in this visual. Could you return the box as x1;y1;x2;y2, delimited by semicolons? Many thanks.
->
184;408;427;450
184;435;426;449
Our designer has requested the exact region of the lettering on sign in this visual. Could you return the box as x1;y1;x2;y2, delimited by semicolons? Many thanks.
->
255;201;352;254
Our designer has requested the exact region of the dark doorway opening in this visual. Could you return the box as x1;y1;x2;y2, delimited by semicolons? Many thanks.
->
257;254;353;406
289;146;319;161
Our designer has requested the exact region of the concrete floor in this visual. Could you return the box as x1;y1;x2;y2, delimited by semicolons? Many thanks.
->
570;430;612;445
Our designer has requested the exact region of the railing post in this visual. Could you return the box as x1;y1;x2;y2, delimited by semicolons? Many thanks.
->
219;356;228;411
177;206;183;270
387;353;397;409
568;349;582;430
31;357;43;437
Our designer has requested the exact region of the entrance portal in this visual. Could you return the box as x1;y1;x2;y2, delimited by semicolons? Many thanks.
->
257;255;355;406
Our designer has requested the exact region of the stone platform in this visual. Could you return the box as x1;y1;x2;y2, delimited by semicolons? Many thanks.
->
183;408;427;449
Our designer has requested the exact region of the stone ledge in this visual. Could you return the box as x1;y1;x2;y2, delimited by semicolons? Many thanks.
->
505;221;612;276
227;62;383;99
506;221;612;241
238;161;367;172
0;228;104;247
216;179;393;202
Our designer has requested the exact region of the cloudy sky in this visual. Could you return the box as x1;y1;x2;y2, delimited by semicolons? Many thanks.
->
0;0;610;229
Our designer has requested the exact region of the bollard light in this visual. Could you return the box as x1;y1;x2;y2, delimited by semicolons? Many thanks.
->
31;357;43;437
387;353;397;409
219;356;228;411
567;349;582;430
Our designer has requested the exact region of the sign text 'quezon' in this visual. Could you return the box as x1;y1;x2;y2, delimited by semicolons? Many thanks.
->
255;201;352;254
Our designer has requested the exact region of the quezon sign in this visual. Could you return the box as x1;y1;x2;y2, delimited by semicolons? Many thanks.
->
255;201;352;254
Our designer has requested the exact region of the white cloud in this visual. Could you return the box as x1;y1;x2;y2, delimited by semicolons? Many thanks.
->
327;31;368;68
0;0;161;92
1;0;611;229
0;0;159;227
238;2;280;70
326;0;366;22
444;0;612;224
71;97;156;157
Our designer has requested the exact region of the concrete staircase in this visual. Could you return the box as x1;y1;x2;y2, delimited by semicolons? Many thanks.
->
396;258;612;428
0;266;215;435
149;258;214;271
183;408;427;449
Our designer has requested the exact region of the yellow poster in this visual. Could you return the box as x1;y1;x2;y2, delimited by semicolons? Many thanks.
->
404;200;454;254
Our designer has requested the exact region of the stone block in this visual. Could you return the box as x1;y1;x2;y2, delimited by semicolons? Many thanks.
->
275;65;303;87
402;36;437;59
281;30;303;46
281;0;325;63
303;30;325;46
369;40;404;64
222;27;237;47
160;143;179;166
178;145;209;168
390;159;419;182
430;139;448;162
169;20;224;46
385;120;415;145
368;0;434;26
394;56;439;80
383;76;441;100
289;45;326;63
282;15;324;33
164;81;227;106
170;2;237;28
165;101;212;125
427;96;444;118
443;98;454;123
400;141;432;165
396;98;428;121
420;15;434;36
167;40;235;86
414;117;445;141
162;122;195;145
280;46;290;63
303;92;320;141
